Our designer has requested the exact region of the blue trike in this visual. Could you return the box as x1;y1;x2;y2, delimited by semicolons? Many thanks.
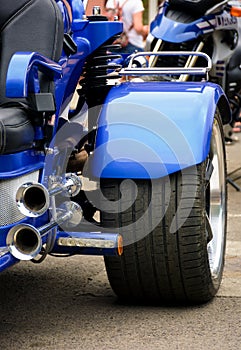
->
0;0;231;304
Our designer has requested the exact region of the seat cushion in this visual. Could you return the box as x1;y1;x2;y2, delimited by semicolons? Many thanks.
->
0;0;64;105
0;104;35;154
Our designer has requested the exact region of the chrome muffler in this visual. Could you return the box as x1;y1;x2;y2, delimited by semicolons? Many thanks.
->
7;201;83;260
16;173;82;217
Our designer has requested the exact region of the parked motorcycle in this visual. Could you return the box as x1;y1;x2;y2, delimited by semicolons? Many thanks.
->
146;0;241;142
0;0;234;304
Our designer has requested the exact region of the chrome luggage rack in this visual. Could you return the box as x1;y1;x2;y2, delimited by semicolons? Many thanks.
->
119;51;212;82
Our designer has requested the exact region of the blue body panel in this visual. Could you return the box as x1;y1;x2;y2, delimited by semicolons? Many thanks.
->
92;81;227;179
150;2;237;43
0;151;44;178
0;253;18;273
150;4;213;42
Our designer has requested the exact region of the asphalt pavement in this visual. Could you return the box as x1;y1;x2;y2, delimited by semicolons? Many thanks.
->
1;129;241;350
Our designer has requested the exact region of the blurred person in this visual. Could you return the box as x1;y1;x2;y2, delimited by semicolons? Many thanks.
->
105;0;148;53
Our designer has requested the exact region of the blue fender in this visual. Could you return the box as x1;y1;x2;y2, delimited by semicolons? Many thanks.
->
150;3;216;43
91;81;230;179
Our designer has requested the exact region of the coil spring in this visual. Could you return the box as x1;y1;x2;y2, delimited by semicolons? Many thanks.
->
79;39;123;131
83;40;122;90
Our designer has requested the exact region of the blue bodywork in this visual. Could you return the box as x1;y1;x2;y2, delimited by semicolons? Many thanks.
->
92;81;230;179
0;0;231;272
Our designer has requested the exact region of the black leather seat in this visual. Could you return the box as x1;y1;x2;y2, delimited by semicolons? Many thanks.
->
0;0;64;154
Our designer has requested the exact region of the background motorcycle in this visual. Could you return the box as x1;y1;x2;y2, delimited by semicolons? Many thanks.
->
146;0;241;142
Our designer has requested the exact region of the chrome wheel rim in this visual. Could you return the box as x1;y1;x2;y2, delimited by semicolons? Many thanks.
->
207;119;226;279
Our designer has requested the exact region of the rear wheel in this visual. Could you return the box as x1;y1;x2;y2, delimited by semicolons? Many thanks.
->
100;110;226;304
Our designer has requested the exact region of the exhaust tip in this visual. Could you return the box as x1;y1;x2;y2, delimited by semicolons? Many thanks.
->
16;183;50;217
7;224;42;261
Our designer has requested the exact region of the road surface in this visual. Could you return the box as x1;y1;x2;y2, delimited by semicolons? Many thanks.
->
1;134;241;350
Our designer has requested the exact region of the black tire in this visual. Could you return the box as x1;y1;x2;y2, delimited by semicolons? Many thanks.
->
100;110;227;304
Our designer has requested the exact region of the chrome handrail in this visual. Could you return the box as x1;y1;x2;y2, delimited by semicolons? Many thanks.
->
119;51;212;81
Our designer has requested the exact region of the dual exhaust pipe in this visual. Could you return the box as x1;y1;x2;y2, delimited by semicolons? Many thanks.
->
7;174;83;261
7;174;123;260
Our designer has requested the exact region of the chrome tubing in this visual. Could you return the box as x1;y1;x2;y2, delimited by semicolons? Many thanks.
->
48;173;82;198
119;51;212;81
16;182;50;218
57;231;123;256
16;173;82;218
7;201;83;261
6;224;43;261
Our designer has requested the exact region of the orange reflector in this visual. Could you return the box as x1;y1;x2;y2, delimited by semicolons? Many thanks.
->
230;6;241;17
117;235;123;256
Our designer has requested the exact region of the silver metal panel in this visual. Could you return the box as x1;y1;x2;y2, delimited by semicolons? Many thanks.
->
0;171;39;225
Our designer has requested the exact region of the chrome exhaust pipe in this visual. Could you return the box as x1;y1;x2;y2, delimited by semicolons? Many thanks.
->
16;174;82;217
7;201;83;260
6;224;42;261
16;183;50;218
